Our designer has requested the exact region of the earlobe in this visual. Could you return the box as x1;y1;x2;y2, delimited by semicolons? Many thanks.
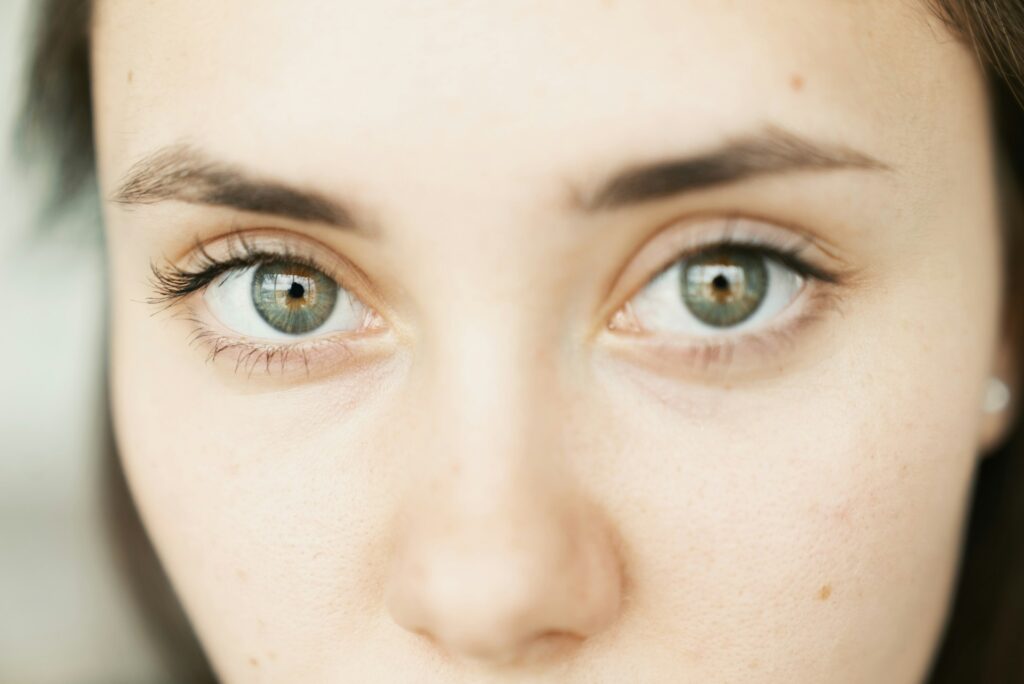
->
978;336;1019;456
983;377;1012;415
979;375;1015;456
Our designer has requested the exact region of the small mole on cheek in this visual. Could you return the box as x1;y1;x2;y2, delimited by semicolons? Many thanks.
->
790;74;805;92
249;657;260;668
817;584;832;601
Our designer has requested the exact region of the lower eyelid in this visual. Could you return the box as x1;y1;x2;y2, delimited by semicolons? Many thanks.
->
174;301;392;380
601;280;844;377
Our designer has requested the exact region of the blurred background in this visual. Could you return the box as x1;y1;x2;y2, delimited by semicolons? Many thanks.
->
0;0;172;681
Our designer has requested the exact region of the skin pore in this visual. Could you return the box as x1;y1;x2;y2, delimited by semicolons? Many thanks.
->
90;1;1017;682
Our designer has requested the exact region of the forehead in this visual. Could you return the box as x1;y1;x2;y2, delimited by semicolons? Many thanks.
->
90;1;965;194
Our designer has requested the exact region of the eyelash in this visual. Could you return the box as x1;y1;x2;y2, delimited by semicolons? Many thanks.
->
607;231;847;370
149;233;338;305
622;290;840;372
640;233;842;288
150;233;367;377
150;229;845;376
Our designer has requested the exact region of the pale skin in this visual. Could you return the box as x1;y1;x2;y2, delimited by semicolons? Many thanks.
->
91;1;1018;682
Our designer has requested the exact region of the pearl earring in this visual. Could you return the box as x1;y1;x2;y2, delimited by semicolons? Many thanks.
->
983;377;1012;414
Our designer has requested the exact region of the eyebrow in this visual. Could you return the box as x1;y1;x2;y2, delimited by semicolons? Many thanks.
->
574;125;890;212
111;144;359;229
112;127;889;229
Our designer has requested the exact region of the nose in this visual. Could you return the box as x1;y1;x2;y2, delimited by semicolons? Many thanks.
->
385;470;623;666
383;401;624;667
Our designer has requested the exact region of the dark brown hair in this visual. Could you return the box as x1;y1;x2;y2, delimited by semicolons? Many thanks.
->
19;1;1024;682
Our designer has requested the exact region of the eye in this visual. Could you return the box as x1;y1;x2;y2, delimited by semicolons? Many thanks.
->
618;244;805;336
204;259;373;340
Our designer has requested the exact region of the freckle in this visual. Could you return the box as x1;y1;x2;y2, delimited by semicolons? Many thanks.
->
249;657;260;668
236;569;248;583
817;584;832;601
127;70;133;84
790;74;805;92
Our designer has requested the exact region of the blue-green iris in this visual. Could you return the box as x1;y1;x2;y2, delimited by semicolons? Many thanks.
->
252;261;338;334
681;247;768;327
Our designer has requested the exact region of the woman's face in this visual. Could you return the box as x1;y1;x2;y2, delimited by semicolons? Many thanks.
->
92;1;1014;681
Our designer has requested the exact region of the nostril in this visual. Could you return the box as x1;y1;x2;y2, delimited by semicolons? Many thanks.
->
457;630;581;668
524;630;583;663
411;626;433;641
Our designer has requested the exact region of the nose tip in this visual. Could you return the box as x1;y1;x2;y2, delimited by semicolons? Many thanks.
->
391;554;598;665
385;502;623;668
398;555;580;664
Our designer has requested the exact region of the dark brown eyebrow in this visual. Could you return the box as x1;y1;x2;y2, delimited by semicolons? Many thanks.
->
113;128;887;230
575;126;890;212
111;144;361;230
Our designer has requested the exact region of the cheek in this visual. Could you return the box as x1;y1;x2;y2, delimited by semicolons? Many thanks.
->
110;297;408;674
588;290;987;678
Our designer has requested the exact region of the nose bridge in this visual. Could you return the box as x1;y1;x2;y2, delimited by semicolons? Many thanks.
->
429;312;552;486
384;319;623;666
403;309;569;564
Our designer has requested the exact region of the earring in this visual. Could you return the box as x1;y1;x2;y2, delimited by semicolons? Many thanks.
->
983;376;1012;414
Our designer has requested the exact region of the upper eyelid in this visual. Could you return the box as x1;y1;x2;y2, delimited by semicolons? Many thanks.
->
149;250;334;305
148;232;362;311
646;239;835;285
610;234;840;318
592;214;856;341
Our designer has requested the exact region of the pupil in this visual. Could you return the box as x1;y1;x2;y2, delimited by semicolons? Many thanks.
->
711;274;730;291
288;281;306;299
